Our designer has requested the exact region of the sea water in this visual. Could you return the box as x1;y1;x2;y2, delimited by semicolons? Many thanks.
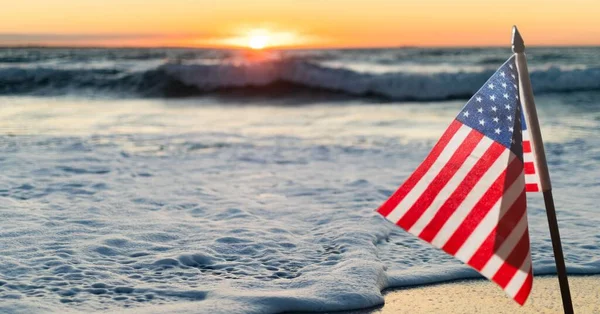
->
0;47;599;313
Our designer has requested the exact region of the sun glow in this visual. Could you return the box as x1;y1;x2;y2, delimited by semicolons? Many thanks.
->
213;28;315;49
248;33;269;50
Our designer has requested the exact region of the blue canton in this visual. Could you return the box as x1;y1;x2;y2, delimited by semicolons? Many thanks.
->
455;56;524;160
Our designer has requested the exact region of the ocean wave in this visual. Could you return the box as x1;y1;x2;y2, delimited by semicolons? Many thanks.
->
1;60;600;100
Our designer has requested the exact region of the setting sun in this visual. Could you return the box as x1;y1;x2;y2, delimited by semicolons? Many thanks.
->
213;28;314;49
248;33;269;50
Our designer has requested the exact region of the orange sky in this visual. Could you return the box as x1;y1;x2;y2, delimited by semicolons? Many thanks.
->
1;0;599;48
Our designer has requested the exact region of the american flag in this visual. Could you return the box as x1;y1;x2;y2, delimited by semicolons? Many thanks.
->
377;56;534;305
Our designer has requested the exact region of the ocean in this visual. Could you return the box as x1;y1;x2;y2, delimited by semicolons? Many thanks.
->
0;47;599;313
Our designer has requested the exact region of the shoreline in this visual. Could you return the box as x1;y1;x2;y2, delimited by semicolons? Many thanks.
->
351;275;600;314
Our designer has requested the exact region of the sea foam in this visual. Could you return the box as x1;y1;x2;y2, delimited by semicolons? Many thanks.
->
1;99;600;313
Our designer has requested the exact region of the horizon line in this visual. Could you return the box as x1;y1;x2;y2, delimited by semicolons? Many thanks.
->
1;43;599;50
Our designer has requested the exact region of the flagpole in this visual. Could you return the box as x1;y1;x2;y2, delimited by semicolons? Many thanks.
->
512;26;574;314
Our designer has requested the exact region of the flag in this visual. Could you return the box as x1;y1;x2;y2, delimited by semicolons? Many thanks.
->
377;55;533;305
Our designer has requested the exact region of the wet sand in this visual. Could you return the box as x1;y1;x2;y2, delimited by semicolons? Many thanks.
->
369;276;599;314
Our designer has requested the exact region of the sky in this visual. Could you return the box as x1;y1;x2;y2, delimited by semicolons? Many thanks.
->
1;0;599;48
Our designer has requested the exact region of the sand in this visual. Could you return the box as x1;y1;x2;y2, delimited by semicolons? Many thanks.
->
366;276;599;314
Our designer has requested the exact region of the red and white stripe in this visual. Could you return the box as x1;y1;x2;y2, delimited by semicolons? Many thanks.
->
378;119;533;305
522;125;541;192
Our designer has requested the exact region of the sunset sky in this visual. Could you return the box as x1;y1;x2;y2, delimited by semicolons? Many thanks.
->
1;0;599;48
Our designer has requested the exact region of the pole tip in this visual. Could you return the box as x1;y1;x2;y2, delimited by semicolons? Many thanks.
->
512;26;525;53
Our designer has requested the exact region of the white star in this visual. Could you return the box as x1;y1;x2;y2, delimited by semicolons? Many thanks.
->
479;119;486;126
511;138;515;144
490;95;496;101
515;94;519;99
477;107;483;113
500;72;506;77
505;104;511;110
463;111;470;117
488;83;495;90
509;64;514;69
502;82;507;89
509;126;514;132
491;106;497;112
494;128;501;134
476;96;482;102
513;84;517;89
493;117;499;123
511;74;516;79
503;93;509;99
507;116;513;121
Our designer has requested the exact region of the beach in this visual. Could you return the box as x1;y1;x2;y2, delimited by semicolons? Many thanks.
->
370;276;600;314
0;47;599;313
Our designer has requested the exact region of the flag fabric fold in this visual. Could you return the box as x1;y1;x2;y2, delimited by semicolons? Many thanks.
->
377;55;534;305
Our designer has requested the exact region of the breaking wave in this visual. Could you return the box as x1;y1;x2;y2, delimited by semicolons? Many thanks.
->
2;60;600;100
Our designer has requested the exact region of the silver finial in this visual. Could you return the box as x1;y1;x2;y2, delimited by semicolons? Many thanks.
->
512;26;525;53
